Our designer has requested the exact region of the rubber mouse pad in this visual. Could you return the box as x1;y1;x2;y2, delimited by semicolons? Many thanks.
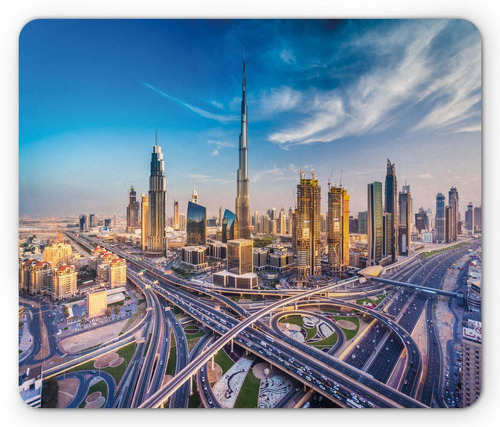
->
18;19;481;409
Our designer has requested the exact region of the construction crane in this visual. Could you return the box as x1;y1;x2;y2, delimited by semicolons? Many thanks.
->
52;223;63;243
287;167;317;180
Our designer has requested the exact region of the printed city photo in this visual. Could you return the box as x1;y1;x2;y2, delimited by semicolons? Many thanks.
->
18;19;481;409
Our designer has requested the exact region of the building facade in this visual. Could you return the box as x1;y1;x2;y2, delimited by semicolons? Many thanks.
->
126;185;140;232
398;189;412;256
449;187;459;241
436;193;446;243
222;209;239;243
385;159;398;262
52;265;77;300
186;201;207;246
141;194;149;251
147;137;168;256
43;242;72;267
367;182;383;266
327;185;350;273
86;290;108;318
227;239;253;275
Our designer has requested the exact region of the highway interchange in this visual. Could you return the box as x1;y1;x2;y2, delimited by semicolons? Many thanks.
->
20;231;479;409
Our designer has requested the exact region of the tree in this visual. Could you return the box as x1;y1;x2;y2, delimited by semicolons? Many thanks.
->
105;308;112;317
80;315;86;325
64;306;69;317
41;378;59;408
114;306;120;315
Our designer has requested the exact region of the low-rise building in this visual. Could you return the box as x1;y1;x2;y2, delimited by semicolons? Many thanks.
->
213;270;258;289
86;290;108;318
181;246;208;270
269;251;294;271
19;366;42;408
208;241;227;260
253;248;269;271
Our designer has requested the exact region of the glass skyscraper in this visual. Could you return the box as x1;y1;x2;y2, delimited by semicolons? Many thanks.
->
436;193;445;243
222;209;239;243
385;159;398;262
368;182;383;266
186;201;207;246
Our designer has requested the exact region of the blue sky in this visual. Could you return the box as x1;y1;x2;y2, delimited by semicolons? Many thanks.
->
19;19;481;219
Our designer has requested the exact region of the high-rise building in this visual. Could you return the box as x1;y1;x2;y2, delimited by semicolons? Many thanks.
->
445;205;453;243
465;202;474;233
227;239;253;275
473;207;482;233
367;182;383;266
219;206;223;227
179;214;186;231
278;207;286;234
89;214;97;228
449;187;459;241
383;212;393;259
109;258;126;288
222;209;239;243
141;194;149;251
147;134;168;256
52;264;77;300
126;186;140;232
104;218;112;228
327;185;350;273
173;200;179;230
398;191;411;256
385;159;398;262
415;207;429;233
358;211;368;235
79;214;88;232
235;59;252;238
436;193;446;243
287;207;293;235
191;187;198;204
43;242;72;267
460;320;481;407
253;211;259;227
296;174;321;280
349;216;358;234
291;210;297;249
186;201;207;246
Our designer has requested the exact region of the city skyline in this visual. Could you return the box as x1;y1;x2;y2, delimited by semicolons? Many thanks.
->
20;19;481;218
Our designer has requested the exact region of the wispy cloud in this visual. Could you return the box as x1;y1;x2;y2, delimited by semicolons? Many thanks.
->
206;99;224;109
251;165;297;183
267;20;481;148
143;82;238;123
208;140;235;156
186;173;232;184
279;49;296;64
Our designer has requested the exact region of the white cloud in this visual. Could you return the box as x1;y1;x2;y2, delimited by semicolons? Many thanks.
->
207;99;224;109
279;49;296;64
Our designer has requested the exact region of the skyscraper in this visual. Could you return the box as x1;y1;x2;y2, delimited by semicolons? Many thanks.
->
147;134;168;256
445;205;453;243
327;185;350;273
126;186;140;232
385;159;398;262
186;201;207;246
141;194;149;252
227;239;253;275
89;214;97;228
219;205;223;227
465;202;474;233
278;207;286;234
367;182;383;266
398;191;411;256
358;211;368;235
449;187;459;241
235;59;252;238
473;207;482;233
79;214;88;233
436;193;446;243
296;174;321;281
222;209;239;243
173;200;179;230
191;187;198;204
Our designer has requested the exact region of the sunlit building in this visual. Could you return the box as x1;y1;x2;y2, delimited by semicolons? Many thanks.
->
296;174;321;281
86;290;108;318
52;264;77;300
30;261;53;295
461;320;481;407
141;194;149;251
173;200;179;230
327;185;350;273
43;242;72;267
227;239;253;275
449;187;459;241
109;257;127;288
181;246;208;270
186;201;207;246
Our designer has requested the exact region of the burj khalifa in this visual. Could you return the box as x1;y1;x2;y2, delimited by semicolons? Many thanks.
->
235;59;252;238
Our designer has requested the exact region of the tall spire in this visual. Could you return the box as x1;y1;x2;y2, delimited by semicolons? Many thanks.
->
235;57;252;238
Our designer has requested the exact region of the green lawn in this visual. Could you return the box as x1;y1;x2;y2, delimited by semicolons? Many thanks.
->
62;342;137;385
279;315;303;327
356;297;375;306
234;369;260;408
214;349;234;374
165;344;177;376
311;332;338;348
374;294;388;305
79;378;108;408
304;326;317;341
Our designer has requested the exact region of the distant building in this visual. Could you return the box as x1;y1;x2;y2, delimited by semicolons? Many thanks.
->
415;208;430;233
385;159;398;262
191;187;198;204
449;187;459;241
398;190;412;256
422;232;434;243
212;270;257;289
181;246;208;270
126;186;140;232
52;264;77;300
86;290;108;318
296;175;321;281
227;239;253;275
269;251;294;271
445;205;453;243
473;206;481;233
186;201;207;246
19;366;42;408
79;214;88;232
89;214;97;228
43;242;73;267
222;209;239;243
436;193;446;243
104;218;112;228
327;185;350;273
358;211;368;235
253;248;269;271
349;216;358;234
208;241;227;259
367;182;383;266
278;207;286;234
141;194;149;251
465;202;473;233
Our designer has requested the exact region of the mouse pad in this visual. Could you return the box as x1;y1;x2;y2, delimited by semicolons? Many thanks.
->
18;19;481;409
